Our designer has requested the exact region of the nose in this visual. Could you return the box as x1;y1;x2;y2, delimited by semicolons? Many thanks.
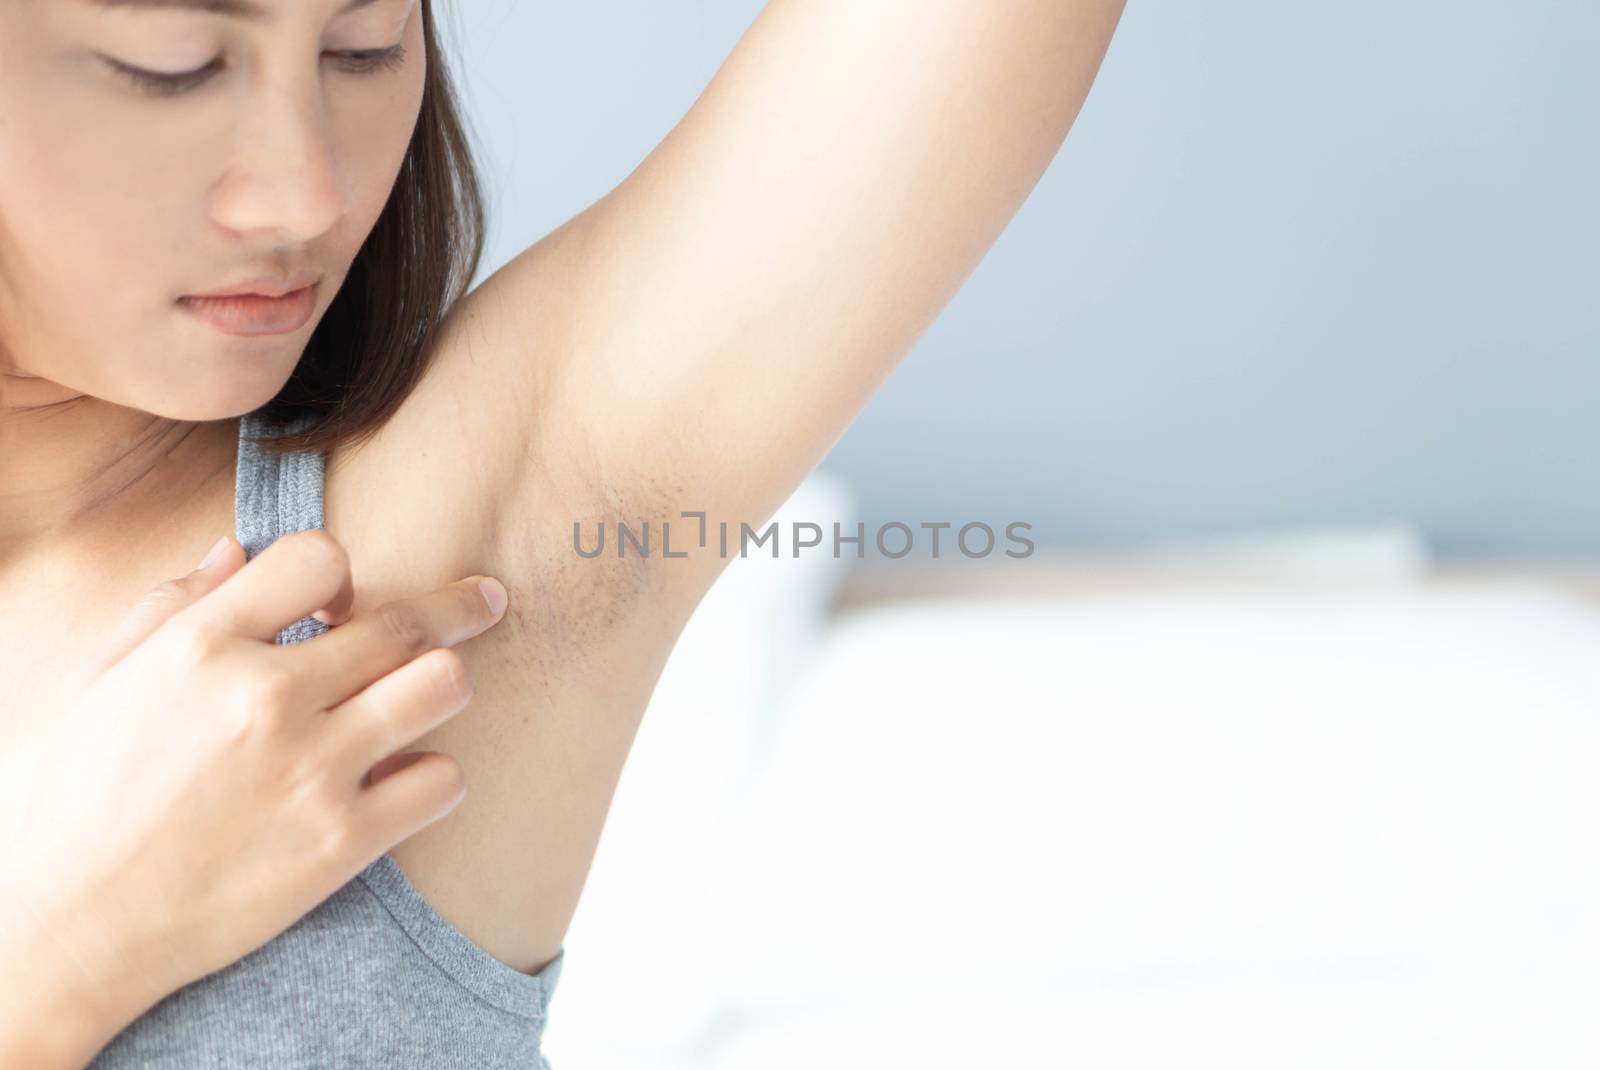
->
210;76;353;241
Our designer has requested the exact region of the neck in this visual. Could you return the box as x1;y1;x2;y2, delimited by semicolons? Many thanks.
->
0;372;226;568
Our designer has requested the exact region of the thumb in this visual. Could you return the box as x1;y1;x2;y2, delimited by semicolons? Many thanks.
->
91;535;245;673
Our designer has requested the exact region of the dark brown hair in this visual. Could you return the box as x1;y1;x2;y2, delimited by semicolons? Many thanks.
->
250;0;485;458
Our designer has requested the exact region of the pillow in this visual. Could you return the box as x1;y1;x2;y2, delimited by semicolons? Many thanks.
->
700;579;1600;1008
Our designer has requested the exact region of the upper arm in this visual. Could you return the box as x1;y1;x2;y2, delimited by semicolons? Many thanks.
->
382;0;1127;620
551;0;1125;604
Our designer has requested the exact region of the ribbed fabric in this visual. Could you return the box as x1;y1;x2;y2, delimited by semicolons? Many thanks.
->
234;409;330;646
87;408;565;1069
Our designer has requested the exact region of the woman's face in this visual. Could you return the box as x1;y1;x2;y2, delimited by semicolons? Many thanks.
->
0;0;426;420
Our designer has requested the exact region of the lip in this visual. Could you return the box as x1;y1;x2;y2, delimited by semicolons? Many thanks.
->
187;270;323;299
178;281;320;337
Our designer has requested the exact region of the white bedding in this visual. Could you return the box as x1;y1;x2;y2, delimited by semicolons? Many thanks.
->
545;514;1600;1068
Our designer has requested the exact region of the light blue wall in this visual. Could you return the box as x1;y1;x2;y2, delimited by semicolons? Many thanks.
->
440;2;1599;558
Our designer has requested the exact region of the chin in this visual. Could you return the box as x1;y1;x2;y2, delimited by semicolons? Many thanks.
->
126;365;299;424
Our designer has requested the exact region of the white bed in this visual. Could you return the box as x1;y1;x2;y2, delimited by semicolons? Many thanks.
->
542;475;1600;1068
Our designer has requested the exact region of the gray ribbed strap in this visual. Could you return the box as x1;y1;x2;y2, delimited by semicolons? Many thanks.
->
234;409;332;647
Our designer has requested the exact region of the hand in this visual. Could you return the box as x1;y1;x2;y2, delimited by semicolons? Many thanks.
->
0;529;509;1037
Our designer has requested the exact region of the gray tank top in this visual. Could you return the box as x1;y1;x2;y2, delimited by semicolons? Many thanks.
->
88;408;565;1068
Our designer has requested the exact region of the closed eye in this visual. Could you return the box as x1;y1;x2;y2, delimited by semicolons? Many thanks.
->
102;44;409;98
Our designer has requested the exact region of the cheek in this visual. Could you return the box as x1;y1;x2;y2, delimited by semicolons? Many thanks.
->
9;60;206;273
337;30;428;237
321;66;425;262
0;88;178;368
341;101;420;231
366;33;428;199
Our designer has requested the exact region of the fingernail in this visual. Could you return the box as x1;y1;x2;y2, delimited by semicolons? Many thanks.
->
197;536;230;571
477;577;507;617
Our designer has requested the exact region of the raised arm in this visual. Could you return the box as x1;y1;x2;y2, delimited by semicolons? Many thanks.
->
429;0;1128;613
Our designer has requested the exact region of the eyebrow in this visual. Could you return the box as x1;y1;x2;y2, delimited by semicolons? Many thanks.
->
89;0;382;20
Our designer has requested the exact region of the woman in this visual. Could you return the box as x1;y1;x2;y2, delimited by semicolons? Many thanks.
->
0;0;1125;1064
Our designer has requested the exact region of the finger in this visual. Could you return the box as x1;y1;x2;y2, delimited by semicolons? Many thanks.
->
175;529;355;644
365;750;427;788
285;576;507;711
310;554;357;627
91;535;245;672
320;646;474;788
347;751;467;862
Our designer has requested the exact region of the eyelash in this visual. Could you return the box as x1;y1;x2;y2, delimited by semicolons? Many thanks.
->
106;44;409;98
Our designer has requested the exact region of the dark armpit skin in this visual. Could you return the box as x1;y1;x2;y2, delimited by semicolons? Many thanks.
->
483;464;673;693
